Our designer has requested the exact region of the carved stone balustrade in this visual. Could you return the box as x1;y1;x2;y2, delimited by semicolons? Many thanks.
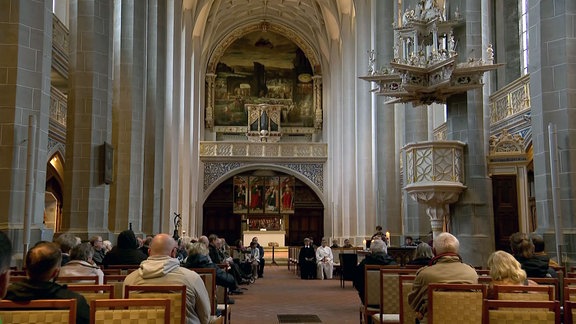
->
402;141;466;238
199;142;327;163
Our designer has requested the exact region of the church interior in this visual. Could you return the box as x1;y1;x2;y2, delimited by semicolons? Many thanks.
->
1;0;575;270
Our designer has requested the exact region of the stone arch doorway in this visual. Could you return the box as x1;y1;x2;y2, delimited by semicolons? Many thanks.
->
203;169;324;247
46;152;64;232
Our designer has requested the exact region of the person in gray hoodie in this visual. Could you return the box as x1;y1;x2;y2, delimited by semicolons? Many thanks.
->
123;233;211;324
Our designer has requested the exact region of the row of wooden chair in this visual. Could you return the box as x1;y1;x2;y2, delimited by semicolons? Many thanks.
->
361;265;576;324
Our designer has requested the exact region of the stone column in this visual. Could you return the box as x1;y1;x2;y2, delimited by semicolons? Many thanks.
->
109;0;147;232
0;0;53;247
350;0;375;242
445;0;495;266
64;0;113;236
529;0;576;261
142;0;166;235
374;0;402;242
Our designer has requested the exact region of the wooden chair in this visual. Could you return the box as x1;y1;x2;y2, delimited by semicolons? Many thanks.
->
191;268;217;316
399;275;417;324
103;274;127;299
10;269;26;276
565;286;576;302
124;284;186;324
371;268;417;324
105;264;140;275
67;284;115;303
528;277;559;299
91;298;171;324
427;283;486;324
360;265;394;324
483;299;560;324
476;269;491;276
0;299;77;324
565;300;576;324
339;253;357;288
56;275;100;285
493;284;554;301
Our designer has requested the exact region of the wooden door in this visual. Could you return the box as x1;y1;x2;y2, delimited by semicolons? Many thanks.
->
492;175;519;252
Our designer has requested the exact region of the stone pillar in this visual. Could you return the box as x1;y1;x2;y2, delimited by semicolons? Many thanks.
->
351;0;375;242
403;105;430;239
374;0;402;241
142;0;166;235
109;0;147;232
445;0;495;267
64;0;113;236
0;0;53;247
529;0;576;262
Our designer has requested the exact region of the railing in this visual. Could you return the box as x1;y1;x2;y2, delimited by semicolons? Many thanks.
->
50;87;67;127
199;142;327;162
52;14;69;78
489;74;530;125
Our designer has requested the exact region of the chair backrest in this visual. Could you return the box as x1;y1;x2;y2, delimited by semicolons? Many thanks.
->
103;274;127;299
528;277;559;300
379;268;418;314
67;284;115;303
56;275;99;285
565;300;576;324
339;253;358;281
494;284;554;301
91;298;170;324
190;267;217;315
363;265;386;307
399;275;417;324
0;299;77;324
427;283;486;324
565;287;576;302
124;284;187;324
483;299;560;324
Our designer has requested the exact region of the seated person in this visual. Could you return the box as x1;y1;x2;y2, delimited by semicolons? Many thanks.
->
509;232;556;278
316;239;334;280
403;236;417;247
251;237;265;278
342;239;354;248
123;234;211;324
299;238;316;279
407;242;433;266
5;241;90;324
353;239;396;304
408;232;478;322
184;242;245;295
0;231;13;299
59;242;104;284
103;229;147;267
330;240;340;249
530;233;560;268
247;241;260;280
486;250;538;299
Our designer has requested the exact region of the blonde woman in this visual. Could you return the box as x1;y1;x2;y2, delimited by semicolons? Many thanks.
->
487;250;538;299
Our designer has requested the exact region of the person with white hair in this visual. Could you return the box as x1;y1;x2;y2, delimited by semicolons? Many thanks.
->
408;232;478;322
353;238;396;305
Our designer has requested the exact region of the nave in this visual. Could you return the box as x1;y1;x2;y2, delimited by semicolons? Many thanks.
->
231;265;357;323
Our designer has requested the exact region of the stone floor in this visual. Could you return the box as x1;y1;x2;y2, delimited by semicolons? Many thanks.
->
229;265;359;323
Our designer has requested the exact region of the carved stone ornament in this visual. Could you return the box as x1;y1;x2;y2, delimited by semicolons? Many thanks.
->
489;129;525;155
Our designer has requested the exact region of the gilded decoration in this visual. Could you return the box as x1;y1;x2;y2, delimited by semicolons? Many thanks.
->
205;23;322;134
489;129;525;155
199;142;327;162
203;162;324;193
489;74;530;125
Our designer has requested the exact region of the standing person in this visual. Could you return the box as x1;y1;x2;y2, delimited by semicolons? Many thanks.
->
0;231;13;299
60;243;104;284
371;226;384;240
5;242;90;324
103;229;147;267
123;234;211;324
316;239;334;280
298;238;316;279
89;235;105;265
353;239;396;304
252;237;265;278
408;232;478;322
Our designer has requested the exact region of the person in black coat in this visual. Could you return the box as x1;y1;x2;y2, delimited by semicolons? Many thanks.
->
407;242;433;267
299;238;316;279
103;229;147;267
353;239;396;304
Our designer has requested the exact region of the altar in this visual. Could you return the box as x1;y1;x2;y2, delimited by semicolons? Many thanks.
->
243;231;286;247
